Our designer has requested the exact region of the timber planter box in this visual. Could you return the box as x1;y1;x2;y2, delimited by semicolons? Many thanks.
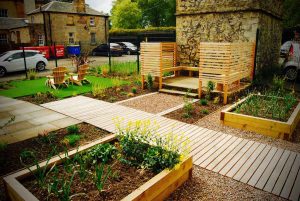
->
220;95;300;140
3;135;193;201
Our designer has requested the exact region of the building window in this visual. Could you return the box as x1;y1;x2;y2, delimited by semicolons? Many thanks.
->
90;17;95;26
68;32;75;44
38;35;44;46
90;33;96;44
0;34;8;45
67;16;74;25
0;9;8;17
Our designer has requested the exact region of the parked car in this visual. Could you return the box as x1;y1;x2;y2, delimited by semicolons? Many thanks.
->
280;41;300;81
0;50;48;77
116;42;138;55
91;43;123;56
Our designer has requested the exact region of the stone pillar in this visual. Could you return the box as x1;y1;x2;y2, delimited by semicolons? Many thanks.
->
176;0;283;71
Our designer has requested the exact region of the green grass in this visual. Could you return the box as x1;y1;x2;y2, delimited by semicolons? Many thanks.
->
0;76;129;98
101;61;138;75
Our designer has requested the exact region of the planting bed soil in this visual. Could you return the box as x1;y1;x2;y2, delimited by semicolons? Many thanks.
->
164;101;223;124
22;161;155;201
85;83;153;103
168;165;284;201
120;93;185;114
0;123;110;177
19;92;58;105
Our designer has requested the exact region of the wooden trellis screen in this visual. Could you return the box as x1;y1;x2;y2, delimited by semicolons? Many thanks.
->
141;42;176;89
198;42;256;103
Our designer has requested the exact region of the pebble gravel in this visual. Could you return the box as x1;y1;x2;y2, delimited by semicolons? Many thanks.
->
119;93;185;114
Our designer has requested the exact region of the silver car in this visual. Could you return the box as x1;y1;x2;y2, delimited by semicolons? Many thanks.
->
281;41;300;81
0;50;48;77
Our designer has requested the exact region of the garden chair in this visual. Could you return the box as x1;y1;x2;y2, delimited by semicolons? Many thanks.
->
45;67;69;89
69;64;90;86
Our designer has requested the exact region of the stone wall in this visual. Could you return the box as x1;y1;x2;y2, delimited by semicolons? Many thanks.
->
176;0;283;70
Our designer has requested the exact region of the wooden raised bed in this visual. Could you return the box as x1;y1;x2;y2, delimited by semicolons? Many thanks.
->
220;95;300;140
3;135;193;201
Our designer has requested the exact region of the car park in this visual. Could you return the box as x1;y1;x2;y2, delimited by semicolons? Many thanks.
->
0;50;48;77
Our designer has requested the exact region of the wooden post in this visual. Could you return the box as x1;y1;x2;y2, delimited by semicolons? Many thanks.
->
250;42;256;81
198;80;202;98
223;84;228;104
159;77;163;90
141;75;145;90
189;71;192;77
159;43;163;90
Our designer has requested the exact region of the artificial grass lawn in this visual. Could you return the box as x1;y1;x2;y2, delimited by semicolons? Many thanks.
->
0;76;129;98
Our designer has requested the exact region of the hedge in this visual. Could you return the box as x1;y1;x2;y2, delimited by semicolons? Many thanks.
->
109;27;176;36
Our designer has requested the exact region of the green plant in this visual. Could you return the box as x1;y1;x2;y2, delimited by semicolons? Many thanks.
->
0;142;7;152
201;109;209;115
213;96;220;104
94;163;111;192
115;120;190;173
120;91;128;96
67;125;79;134
131;87;137;94
206;81;215;100
21;148;56;187
62;134;81;147
73;153;88;182
83;143;117;165
183;89;193;118
112;78;123;88
38;130;56;144
108;96;117;102
163;71;174;77
28;69;37;80
92;82;106;98
199;99;208;106
20;149;36;161
147;73;153;90
272;75;285;93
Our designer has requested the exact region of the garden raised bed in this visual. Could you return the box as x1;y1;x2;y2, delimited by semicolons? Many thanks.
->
220;95;300;140
3;135;193;201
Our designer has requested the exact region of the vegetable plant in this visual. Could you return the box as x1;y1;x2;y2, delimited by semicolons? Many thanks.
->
94;163;111;192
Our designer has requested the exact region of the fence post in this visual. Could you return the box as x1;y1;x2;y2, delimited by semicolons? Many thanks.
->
108;37;111;73
22;45;28;79
136;36;140;73
252;28;259;81
54;42;58;67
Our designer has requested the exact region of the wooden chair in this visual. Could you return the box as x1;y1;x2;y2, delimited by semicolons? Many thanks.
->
45;67;68;89
69;64;90;86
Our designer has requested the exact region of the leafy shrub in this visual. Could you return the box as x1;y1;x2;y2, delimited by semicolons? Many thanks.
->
272;75;285;93
201;109;209;114
131;87;137;94
83;143;117;165
147;73;153;90
62;134;81;146
163;71;174;77
112;78;123;88
115;120;190;173
199;99;208;106
28;69;37;80
213;96;220;104
109;27;176;36
206;81;215;100
20;149;35;161
183;90;193;118
67;125;79;134
38;130;56;144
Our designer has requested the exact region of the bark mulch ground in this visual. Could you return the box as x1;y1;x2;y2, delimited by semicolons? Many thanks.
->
120;93;185;114
22;161;155;201
164;101;223;124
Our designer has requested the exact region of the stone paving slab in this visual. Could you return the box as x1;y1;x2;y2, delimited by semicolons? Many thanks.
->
0;96;82;144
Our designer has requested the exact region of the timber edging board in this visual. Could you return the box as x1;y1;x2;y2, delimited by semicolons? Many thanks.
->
220;95;300;140
3;134;192;201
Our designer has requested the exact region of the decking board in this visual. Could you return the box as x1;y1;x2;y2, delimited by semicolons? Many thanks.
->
41;96;300;201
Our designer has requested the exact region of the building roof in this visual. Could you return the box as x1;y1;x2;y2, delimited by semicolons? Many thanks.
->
0;17;29;30
27;1;109;17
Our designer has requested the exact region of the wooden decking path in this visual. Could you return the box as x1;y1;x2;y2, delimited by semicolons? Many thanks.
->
42;96;300;201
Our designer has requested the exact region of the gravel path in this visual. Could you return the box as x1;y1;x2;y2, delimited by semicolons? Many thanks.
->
195;105;300;153
168;165;286;201
120;93;185;114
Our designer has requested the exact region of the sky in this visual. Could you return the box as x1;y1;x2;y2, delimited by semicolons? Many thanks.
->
85;0;113;14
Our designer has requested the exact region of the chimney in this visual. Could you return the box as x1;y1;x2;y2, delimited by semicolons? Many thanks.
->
74;0;86;13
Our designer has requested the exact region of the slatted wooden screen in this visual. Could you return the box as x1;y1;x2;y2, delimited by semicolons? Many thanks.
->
199;42;255;85
141;42;176;77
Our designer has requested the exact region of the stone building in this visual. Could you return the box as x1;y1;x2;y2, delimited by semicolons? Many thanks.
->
176;0;283;71
27;0;109;51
